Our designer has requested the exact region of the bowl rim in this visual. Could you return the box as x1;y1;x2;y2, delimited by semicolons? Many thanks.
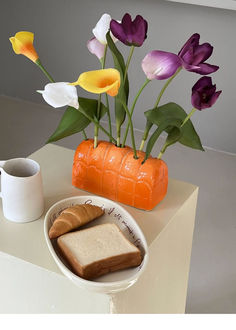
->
44;195;149;288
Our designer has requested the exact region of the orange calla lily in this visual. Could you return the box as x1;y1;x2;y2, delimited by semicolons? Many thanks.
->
9;31;39;63
71;68;120;97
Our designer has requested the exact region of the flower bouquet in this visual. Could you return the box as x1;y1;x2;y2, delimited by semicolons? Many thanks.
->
10;13;221;210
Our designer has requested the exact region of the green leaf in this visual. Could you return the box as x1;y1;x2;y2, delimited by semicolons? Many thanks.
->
144;118;182;161
145;102;204;151
46;97;107;143
162;126;183;155
106;32;129;134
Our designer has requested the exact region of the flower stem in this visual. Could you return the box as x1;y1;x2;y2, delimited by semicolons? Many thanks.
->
115;48;134;147
35;59;55;83
105;94;112;142
122;79;150;147
82;129;88;140
103;45;112;142
120;101;138;159
157;107;196;159
153;67;182;108
139;121;152;151
78;108;116;144
139;139;145;152
100;45;108;69
115;47;135;147
139;67;182;151
124;46;135;82
116;122;121;147
157;144;167;159
94;94;101;148
94;135;98;148
117;136;120;147
181;108;196;127
94;45;108;148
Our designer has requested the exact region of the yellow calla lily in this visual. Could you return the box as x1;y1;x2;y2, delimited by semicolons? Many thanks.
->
71;68;120;97
9;31;39;63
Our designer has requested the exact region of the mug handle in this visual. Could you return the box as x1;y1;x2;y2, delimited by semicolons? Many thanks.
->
0;161;6;199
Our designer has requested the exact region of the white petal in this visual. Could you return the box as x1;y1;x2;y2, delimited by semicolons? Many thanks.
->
39;82;79;109
92;13;112;45
68;98;79;109
87;37;105;59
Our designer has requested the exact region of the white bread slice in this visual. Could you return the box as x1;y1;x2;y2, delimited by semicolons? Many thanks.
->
57;223;142;280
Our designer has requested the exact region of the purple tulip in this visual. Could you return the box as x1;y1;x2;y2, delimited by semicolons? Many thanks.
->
142;50;182;80
191;76;222;110
87;37;105;60
110;13;148;47
178;33;219;75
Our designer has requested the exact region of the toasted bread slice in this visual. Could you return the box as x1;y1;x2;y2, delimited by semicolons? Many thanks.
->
57;223;142;280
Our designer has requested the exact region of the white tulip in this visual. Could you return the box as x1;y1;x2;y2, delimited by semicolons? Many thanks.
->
37;82;79;109
92;13;117;45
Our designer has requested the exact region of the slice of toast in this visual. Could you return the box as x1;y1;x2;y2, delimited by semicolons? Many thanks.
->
57;223;142;280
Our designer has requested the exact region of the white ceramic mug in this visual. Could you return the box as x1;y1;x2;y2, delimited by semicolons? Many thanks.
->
0;158;44;223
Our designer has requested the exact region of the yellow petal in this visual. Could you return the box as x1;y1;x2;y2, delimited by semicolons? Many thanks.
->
71;68;120;97
9;31;39;62
14;31;34;46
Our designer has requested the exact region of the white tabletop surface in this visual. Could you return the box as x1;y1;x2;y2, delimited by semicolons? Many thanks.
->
0;144;197;274
0;143;198;313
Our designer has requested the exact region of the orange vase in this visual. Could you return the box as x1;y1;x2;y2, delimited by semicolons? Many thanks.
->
72;139;168;211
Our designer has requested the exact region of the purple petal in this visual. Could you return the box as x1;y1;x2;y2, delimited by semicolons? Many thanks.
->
181;61;200;71
182;48;194;64
122;13;132;33
110;13;148;47
206;84;217;95
192;76;212;91
208;90;222;107
179;33;219;75
142;50;181;80
110;19;127;44
190;63;219;75
121;13;133;44
192;43;213;64
87;37;105;60
191;90;202;110
131;15;148;46
191;76;221;110
110;20;127;44
178;33;200;57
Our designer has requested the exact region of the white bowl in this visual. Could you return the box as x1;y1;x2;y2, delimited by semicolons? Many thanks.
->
44;195;149;294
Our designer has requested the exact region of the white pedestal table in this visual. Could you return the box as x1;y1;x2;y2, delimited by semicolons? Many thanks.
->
0;144;198;313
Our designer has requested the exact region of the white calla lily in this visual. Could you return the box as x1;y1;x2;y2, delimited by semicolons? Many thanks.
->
92;13;117;45
37;82;79;109
87;37;105;59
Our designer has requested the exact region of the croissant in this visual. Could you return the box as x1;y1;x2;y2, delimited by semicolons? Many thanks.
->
49;204;104;239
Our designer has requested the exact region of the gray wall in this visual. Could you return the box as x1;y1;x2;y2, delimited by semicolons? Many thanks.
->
1;0;236;153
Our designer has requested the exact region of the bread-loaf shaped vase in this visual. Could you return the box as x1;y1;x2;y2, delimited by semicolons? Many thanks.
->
72;140;168;211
